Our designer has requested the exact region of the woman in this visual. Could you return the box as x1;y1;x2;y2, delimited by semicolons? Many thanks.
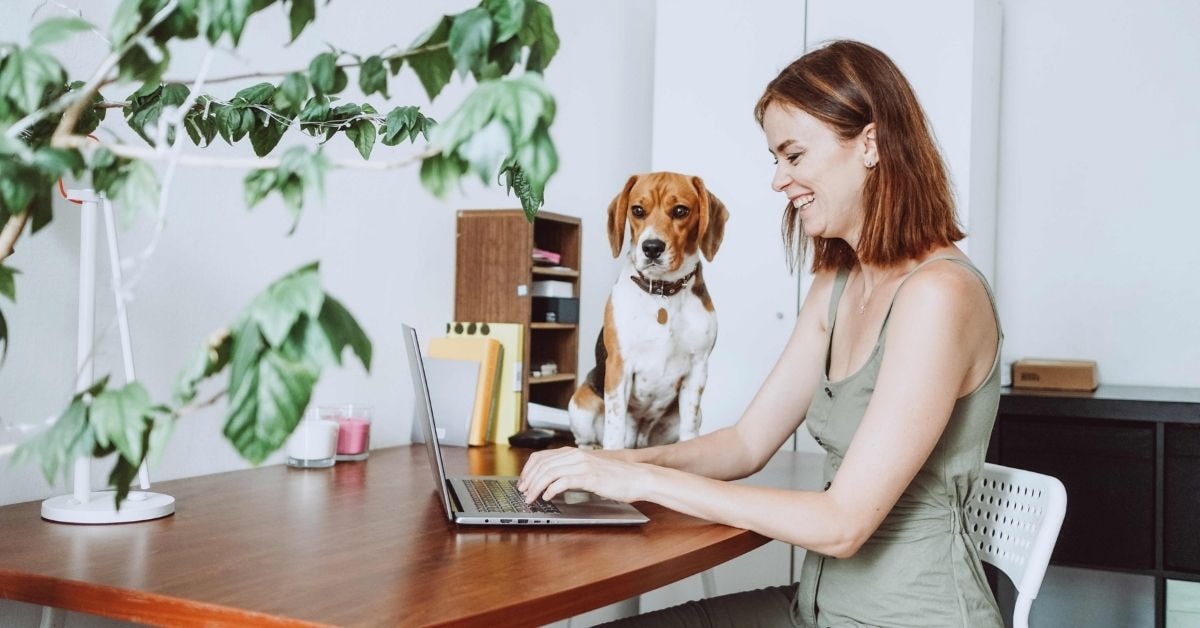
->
518;39;1004;628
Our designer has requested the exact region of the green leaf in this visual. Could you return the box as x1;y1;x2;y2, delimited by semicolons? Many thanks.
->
116;41;171;85
295;315;338;370
419;153;467;198
495;74;550;144
90;382;153;464
14;393;93;485
248;262;323;347
28;189;52;233
274;72;308;114
0;265;17;302
226;0;254;45
459;118;511;183
124;83;190;146
358;55;388;98
0;306;8;363
406;16;454;100
319;295;372;370
298;95;330;136
232;107;255;142
449;8;493;78
280;145;328;200
235;82;275;106
223;348;317;464
0;48;64;113
517;122;557;202
381;105;417;146
0;174;36;215
114;160;160;226
287;0;316;42
243;168;277;208
29;17;94;47
145;412;174;467
173;327;233;405
71;82;109;136
183;106;218;146
429;79;500;152
32;148;85;178
519;0;559;73
107;452;142;508
109;0;142;45
345;119;376;160
485;0;526;42
227;316;265;407
249;119;287;157
308;52;337;96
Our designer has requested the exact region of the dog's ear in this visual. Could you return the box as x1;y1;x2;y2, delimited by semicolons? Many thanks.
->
607;175;639;258
692;176;729;261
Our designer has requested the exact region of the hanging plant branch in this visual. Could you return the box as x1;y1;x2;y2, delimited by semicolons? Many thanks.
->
2;0;562;503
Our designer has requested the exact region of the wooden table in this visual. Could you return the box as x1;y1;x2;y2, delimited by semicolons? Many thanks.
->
0;445;822;627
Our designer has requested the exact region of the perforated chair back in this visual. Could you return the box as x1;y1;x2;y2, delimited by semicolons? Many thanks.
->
965;463;1067;628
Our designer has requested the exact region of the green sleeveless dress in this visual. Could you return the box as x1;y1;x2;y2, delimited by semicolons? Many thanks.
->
794;257;1005;628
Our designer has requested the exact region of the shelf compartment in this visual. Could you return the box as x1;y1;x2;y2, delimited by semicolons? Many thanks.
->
530;373;576;385
533;267;580;279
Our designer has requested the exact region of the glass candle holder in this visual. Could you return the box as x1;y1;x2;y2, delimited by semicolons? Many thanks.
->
320;404;373;462
285;414;339;468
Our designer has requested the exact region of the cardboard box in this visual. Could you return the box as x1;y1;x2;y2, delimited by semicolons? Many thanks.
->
1011;359;1099;391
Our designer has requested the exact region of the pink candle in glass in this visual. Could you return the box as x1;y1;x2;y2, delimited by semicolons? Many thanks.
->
336;417;371;456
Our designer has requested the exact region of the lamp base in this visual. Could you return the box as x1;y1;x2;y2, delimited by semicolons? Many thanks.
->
41;491;175;524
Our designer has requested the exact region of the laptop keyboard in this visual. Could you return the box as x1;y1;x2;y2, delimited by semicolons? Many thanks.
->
464;479;561;514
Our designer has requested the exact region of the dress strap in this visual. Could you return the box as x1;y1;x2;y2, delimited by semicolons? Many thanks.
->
879;256;1003;338
824;267;852;375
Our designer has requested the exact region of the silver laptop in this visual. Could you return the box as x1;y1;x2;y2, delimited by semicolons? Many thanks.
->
403;324;648;526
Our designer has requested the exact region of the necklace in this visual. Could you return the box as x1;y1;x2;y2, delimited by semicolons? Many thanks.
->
857;272;872;315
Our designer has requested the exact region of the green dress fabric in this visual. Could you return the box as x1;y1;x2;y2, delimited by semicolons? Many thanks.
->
793;257;1005;628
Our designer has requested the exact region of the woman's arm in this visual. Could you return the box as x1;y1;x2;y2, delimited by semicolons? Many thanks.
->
552;269;836;480
519;263;997;558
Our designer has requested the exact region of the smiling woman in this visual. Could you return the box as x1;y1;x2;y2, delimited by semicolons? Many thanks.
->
518;39;1004;628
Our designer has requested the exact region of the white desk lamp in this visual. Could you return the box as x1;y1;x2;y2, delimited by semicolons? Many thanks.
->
40;189;174;524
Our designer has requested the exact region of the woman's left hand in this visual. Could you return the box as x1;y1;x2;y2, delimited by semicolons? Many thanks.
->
517;447;649;504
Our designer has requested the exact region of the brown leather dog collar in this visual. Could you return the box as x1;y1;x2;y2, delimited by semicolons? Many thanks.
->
630;264;699;297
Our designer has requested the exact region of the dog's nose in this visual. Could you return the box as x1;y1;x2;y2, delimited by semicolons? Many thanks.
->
641;239;666;260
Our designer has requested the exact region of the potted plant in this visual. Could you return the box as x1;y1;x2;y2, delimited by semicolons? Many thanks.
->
0;0;559;508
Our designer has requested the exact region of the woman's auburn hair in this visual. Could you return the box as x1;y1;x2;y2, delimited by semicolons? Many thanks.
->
755;40;964;273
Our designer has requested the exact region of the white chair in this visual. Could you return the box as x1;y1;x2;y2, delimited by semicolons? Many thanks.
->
965;462;1068;628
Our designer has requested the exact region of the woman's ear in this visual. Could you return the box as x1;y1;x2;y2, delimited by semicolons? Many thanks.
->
861;122;879;169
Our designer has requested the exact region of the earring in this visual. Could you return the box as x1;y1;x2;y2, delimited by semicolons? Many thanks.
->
865;159;876;168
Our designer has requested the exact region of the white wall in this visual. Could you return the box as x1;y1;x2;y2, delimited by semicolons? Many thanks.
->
994;2;1200;626
0;0;657;508
804;0;1002;282
995;0;1200;388
649;0;810;449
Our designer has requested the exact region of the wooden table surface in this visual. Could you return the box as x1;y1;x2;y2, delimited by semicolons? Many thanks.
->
0;445;823;627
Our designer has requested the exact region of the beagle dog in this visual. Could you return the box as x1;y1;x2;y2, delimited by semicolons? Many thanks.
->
569;172;728;450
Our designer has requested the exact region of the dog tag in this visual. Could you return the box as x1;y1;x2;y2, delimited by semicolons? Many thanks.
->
657;308;668;325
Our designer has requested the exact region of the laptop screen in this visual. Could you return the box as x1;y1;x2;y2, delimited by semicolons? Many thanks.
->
402;324;456;521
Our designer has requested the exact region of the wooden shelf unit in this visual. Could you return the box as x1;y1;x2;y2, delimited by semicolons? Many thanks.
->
454;209;582;428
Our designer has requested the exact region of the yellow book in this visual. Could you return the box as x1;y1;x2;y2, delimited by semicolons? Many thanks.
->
427;336;502;447
447;321;524;444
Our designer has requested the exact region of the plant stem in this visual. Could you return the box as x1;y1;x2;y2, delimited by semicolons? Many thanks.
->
0;213;30;261
55;133;439;170
163;42;449;86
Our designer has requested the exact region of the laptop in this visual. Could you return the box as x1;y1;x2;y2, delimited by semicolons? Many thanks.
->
403;324;648;526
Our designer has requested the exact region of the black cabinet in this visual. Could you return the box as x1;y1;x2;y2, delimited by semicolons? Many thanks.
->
992;385;1200;628
1165;424;1200;574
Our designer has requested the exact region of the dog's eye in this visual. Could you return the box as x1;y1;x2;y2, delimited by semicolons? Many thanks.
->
671;205;690;219
630;205;646;218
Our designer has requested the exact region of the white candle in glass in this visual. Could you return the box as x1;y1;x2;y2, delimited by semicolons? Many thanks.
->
286;419;339;467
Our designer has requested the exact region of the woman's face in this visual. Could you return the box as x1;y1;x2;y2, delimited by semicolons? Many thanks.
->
762;102;875;245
